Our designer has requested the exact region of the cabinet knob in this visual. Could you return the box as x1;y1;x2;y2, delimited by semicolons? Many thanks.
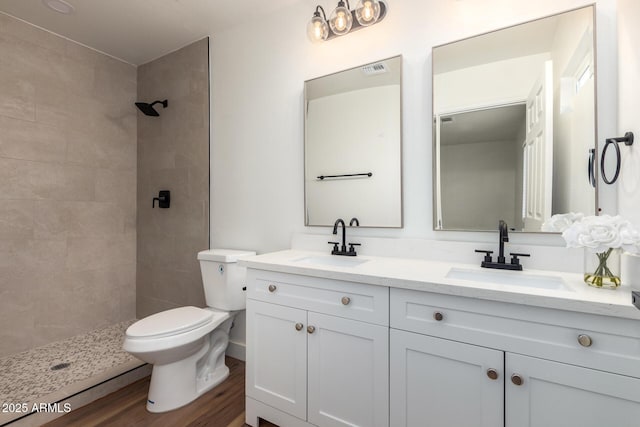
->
511;374;523;386
433;312;444;321
341;296;351;305
268;284;277;293
487;369;499;380
295;323;303;331
577;334;592;347
307;325;316;334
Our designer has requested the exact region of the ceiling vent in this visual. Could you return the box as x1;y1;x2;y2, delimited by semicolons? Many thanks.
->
362;62;388;75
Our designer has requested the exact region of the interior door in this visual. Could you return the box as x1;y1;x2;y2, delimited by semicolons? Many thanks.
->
523;60;553;231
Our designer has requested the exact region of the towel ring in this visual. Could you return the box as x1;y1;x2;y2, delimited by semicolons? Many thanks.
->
601;132;634;185
588;148;596;188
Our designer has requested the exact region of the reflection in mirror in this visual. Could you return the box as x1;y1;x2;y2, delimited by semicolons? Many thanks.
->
433;6;596;232
305;56;402;227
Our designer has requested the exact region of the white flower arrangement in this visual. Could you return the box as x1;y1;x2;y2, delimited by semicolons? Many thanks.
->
561;215;640;254
541;212;584;232
561;215;640;288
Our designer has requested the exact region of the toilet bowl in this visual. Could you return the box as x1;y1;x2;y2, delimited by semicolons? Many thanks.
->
123;249;255;413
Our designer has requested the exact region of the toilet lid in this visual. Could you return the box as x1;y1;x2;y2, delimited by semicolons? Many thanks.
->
126;306;214;339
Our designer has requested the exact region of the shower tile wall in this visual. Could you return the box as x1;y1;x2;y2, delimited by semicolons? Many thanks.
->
136;38;210;317
0;13;137;357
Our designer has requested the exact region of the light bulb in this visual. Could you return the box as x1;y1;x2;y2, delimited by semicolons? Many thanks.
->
329;1;353;35
307;14;329;42
355;0;381;26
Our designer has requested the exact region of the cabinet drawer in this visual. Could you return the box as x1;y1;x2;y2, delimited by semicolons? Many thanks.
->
247;269;389;326
390;288;640;378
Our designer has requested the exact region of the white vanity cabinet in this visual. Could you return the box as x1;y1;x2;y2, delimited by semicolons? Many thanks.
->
245;269;389;427
390;288;640;427
390;329;504;427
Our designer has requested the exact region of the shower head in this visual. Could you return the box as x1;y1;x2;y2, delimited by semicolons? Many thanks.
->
135;100;168;116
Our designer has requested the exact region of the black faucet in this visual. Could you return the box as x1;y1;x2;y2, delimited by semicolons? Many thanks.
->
475;220;530;271
498;220;508;264
328;218;360;256
333;219;347;253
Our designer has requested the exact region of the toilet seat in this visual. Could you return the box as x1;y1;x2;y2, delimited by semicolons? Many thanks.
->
123;308;230;355
126;306;213;339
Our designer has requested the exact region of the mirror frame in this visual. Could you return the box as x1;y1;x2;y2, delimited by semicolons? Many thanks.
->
431;5;598;233
304;55;404;228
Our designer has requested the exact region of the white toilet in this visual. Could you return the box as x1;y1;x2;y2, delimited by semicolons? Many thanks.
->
123;248;255;413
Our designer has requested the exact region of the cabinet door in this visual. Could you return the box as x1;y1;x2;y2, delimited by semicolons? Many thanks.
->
246;300;307;420
307;312;389;427
390;329;504;427
506;353;640;427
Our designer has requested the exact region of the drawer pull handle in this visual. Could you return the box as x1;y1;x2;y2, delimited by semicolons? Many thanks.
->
307;325;316;334
578;334;593;347
268;284;277;293
341;296;351;305
295;323;303;331
487;369;499;380
511;374;523;386
433;312;444;321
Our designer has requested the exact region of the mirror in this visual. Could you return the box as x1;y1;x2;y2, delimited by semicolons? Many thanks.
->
432;6;596;232
305;56;402;227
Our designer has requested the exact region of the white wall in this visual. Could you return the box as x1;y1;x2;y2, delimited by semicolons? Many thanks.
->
617;0;640;227
209;0;618;255
441;139;518;230
551;7;596;216
305;85;401;226
434;53;549;114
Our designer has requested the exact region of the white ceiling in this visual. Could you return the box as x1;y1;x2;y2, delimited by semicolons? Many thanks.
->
0;0;299;65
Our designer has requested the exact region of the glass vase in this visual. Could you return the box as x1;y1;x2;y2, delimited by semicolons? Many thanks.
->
584;248;621;289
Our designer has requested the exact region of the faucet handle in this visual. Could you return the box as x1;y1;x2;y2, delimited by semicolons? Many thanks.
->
328;241;340;254
348;243;361;254
475;249;494;263
510;252;530;266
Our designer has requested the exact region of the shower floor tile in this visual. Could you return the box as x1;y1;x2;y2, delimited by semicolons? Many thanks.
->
0;320;143;424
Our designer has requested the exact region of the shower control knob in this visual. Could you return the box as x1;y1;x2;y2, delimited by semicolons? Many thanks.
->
268;284;277;293
295;323;303;331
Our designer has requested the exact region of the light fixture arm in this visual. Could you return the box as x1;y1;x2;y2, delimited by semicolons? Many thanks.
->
314;5;328;20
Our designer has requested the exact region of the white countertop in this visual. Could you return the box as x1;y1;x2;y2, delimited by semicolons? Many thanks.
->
240;249;640;321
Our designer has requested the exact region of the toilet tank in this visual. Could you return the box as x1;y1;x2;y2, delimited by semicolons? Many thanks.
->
197;249;256;311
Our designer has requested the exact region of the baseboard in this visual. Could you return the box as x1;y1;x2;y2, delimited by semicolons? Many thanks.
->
226;340;246;361
246;397;312;427
5;364;151;427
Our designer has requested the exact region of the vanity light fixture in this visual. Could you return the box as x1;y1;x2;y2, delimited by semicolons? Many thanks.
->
307;0;387;43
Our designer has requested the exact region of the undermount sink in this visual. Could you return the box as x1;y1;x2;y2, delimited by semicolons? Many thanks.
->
446;267;572;291
293;255;369;268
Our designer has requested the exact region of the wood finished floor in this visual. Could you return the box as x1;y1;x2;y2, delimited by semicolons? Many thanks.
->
44;357;276;427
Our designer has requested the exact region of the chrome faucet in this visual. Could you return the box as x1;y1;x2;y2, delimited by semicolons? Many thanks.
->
475;220;529;271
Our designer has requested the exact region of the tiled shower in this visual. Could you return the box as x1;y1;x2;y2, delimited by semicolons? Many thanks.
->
0;12;209;423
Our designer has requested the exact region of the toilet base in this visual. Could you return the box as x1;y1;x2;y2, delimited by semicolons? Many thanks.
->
146;317;234;413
